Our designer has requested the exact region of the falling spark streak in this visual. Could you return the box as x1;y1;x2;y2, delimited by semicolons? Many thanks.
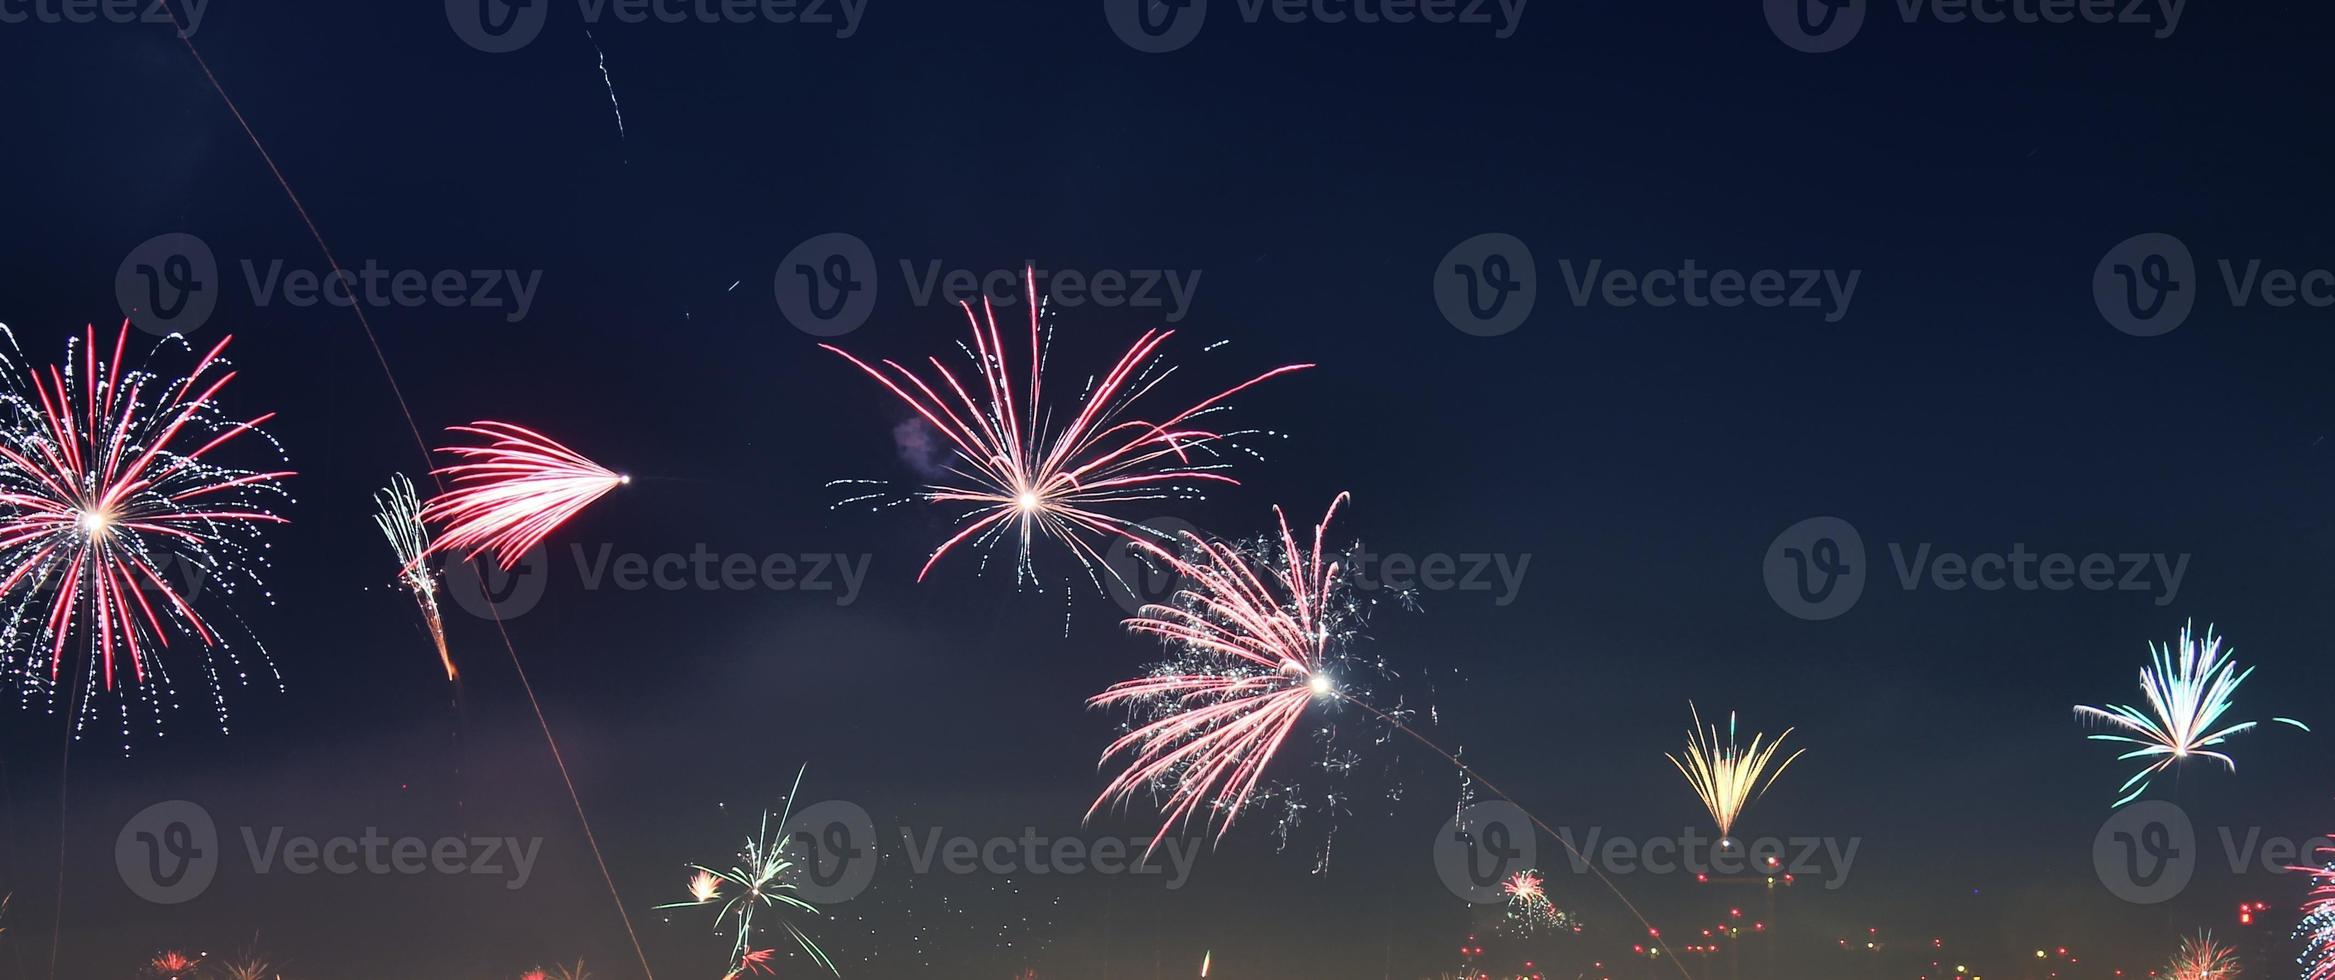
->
2164;931;2241;980
0;321;293;733
585;30;626;143
1667;703;1804;843
420;422;626;570
823;266;1310;587
657;765;839;977
374;473;453;681
1085;495;1697;978
2074;621;2308;808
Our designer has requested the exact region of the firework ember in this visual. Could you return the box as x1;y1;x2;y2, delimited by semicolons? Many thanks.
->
824;267;1310;586
374;472;453;680
0;322;293;735
420;422;626;571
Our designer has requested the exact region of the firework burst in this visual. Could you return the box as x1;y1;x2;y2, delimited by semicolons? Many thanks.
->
824;268;1309;587
2298;845;2335;980
374;473;453;680
657;767;838;977
2074;621;2308;808
2165;930;2240;980
1500;869;1573;936
420;422;626;571
1667;703;1803;844
1088;493;1378;845
0;322;293;736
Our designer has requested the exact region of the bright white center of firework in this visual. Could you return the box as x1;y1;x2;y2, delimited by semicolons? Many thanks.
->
1307;673;1333;696
1015;491;1042;513
76;509;110;536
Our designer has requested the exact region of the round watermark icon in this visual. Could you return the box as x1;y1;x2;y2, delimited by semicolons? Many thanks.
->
2093;232;2194;337
117;800;220;904
1105;0;1206;53
2093;800;2195;904
1763;516;1864;621
776;232;879;337
445;543;550;620
446;0;549;53
1102;517;1206;615
781;799;879;903
1765;0;1864;53
1434;801;1537;903
1434;233;1536;337
116;233;219;337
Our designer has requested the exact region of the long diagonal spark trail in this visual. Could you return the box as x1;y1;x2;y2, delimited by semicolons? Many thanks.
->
151;4;656;977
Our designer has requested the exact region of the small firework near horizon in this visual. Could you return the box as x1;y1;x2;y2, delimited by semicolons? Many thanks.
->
0;321;293;741
1667;702;1804;846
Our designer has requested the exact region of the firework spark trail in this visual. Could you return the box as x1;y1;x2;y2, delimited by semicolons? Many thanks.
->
0;322;293;730
2298;846;2335;980
2074;621;2308;808
1086;496;1695;978
420;422;627;570
152;5;658;975
374;473;452;681
585;29;626;143
823;268;1310;587
1667;703;1803;843
2165;931;2241;980
657;766;839;978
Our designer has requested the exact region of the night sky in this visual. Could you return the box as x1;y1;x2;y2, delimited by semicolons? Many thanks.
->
3;1;2334;977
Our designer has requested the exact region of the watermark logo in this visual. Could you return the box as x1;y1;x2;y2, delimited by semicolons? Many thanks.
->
2092;232;2335;337
1436;233;1537;337
1765;517;2189;618
2093;232;2194;336
1102;517;1206;615
777;232;879;337
1105;0;1207;52
1764;0;1863;53
1763;516;1864;621
0;0;204;36
2094;801;2193;904
781;800;880;903
775;234;1204;336
446;0;547;52
1769;0;2181;52
117;233;219;337
444;544;551;621
1108;0;1526;50
117;800;219;905
446;544;872;621
449;0;863;52
1559;258;1860;322
1434;801;1537;902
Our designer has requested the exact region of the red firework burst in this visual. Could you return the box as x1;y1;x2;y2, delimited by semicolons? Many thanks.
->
0;322;292;712
1087;493;1353;842
420;422;626;570
823;268;1309;583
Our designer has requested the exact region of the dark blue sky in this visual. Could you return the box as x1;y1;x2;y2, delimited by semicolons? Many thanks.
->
2;0;2333;977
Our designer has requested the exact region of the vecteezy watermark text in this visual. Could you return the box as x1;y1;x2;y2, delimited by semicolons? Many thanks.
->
1433;803;1858;902
1434;233;1860;336
2094;800;2335;904
0;0;203;35
1766;0;2182;54
1763;516;2188;620
1105;0;1527;54
116;233;540;336
2093;232;2335;336
446;0;864;53
775;234;1201;336
445;543;873;620
117;800;541;904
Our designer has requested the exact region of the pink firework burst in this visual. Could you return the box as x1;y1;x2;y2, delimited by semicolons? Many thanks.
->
1087;493;1359;843
420;422;626;570
2299;845;2335;980
0;323;292;730
824;267;1309;584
